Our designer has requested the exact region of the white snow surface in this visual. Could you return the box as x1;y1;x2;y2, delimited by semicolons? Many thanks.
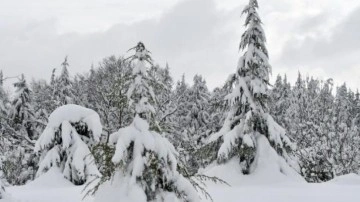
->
4;167;93;202
26;168;73;188
4;163;360;202
93;173;147;202
0;180;5;200
329;173;360;185
203;135;304;186
3;147;360;202
7;133;359;202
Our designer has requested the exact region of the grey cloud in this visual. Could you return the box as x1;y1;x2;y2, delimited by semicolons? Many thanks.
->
280;6;360;65
297;12;331;33
275;6;360;89
0;0;240;89
1;0;359;91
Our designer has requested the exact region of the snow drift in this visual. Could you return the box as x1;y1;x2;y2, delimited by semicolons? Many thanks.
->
203;135;304;186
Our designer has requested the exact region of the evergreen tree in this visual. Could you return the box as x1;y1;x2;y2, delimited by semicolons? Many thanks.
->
207;86;228;135
0;71;7;110
179;75;211;174
162;75;192;170
0;70;9;133
95;42;200;202
9;74;37;142
0;75;39;185
269;74;292;129
53;56;75;106
208;0;296;174
269;75;283;121
31;80;52;128
185;75;211;146
354;90;360;128
287;73;307;146
297;78;334;182
330;84;360;176
171;74;191;147
148;63;175;133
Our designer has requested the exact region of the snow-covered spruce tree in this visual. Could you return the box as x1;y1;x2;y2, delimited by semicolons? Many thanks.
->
35;104;102;185
180;75;211;174
148;63;176;134
353;90;360;132
303;79;334;182
0;70;9;134
53;56;75;106
208;0;296;174
207;86;229;135
195;85;230;169
0;75;38;185
0;71;8;111
31;79;55;121
9;74;37;141
330;84;360;176
95;42;199;202
269;74;291;129
168;74;191;148
185;75;211;146
285;73;308;148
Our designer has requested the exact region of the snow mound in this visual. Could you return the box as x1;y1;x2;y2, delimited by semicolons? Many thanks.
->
95;173;183;202
203;136;304;186
329;174;360;185
94;173;147;202
35;104;102;185
35;104;102;150
26;168;73;188
0;181;5;200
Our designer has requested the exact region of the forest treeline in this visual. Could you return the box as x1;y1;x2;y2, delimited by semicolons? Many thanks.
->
0;55;359;185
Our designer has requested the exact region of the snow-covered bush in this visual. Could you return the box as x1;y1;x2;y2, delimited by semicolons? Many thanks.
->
35;104;102;185
1;149;37;185
298;146;334;183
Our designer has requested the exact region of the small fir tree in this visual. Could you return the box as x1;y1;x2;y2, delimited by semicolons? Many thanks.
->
95;42;200;202
53;56;75;106
9;74;37;142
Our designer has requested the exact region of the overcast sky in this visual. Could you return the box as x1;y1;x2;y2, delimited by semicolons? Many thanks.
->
1;0;359;91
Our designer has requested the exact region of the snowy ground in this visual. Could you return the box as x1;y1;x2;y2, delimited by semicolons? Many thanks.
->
3;139;360;202
3;168;360;202
207;182;360;202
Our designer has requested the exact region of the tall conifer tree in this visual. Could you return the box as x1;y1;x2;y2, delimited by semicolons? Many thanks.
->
209;0;296;174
